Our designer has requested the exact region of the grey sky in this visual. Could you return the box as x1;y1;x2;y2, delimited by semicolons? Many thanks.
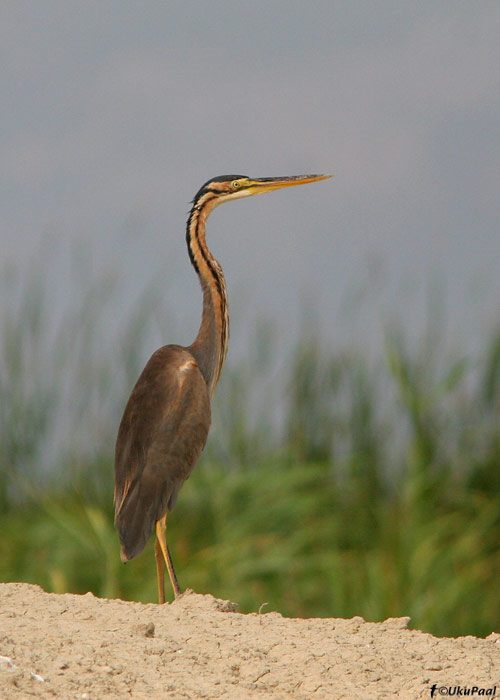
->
2;1;500;359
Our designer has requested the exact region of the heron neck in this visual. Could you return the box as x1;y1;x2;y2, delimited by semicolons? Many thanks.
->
186;206;229;395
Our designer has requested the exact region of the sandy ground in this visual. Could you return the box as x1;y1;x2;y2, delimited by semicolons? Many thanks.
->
0;583;499;699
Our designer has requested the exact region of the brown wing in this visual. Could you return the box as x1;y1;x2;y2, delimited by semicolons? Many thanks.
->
114;344;210;561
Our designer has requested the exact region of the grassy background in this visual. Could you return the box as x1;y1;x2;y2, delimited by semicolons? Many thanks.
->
0;257;499;638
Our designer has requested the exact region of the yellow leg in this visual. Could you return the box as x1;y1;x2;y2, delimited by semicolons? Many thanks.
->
155;537;165;604
155;513;181;600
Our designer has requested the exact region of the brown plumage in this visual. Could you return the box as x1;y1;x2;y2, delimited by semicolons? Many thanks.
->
114;174;330;602
115;346;210;560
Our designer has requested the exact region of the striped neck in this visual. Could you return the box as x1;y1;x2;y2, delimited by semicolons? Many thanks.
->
186;198;229;395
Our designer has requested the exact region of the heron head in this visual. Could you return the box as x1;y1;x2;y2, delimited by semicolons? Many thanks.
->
192;174;331;212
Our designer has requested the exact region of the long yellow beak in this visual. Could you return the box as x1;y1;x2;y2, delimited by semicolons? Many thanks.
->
246;174;331;194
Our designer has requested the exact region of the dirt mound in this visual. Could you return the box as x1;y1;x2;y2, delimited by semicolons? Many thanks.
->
0;582;499;699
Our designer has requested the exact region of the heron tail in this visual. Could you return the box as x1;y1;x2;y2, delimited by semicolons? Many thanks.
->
115;477;168;561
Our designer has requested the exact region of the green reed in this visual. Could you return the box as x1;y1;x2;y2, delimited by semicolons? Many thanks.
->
0;257;498;637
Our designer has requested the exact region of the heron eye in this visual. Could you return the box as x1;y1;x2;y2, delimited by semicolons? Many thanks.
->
231;180;241;189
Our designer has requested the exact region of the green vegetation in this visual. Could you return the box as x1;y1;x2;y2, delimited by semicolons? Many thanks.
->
0;257;499;638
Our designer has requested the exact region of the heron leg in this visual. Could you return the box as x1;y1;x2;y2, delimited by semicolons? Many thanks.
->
155;537;166;604
155;513;181;600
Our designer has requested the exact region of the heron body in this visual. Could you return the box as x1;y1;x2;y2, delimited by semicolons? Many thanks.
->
114;173;330;602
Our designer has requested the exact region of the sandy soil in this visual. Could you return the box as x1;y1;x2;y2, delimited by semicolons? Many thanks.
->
0;583;499;699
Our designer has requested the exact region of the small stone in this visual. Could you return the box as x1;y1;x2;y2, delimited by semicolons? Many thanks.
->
134;622;155;637
0;656;17;672
216;599;239;613
30;672;44;682
382;616;411;629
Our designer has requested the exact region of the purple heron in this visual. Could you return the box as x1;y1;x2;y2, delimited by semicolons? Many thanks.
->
114;174;330;602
